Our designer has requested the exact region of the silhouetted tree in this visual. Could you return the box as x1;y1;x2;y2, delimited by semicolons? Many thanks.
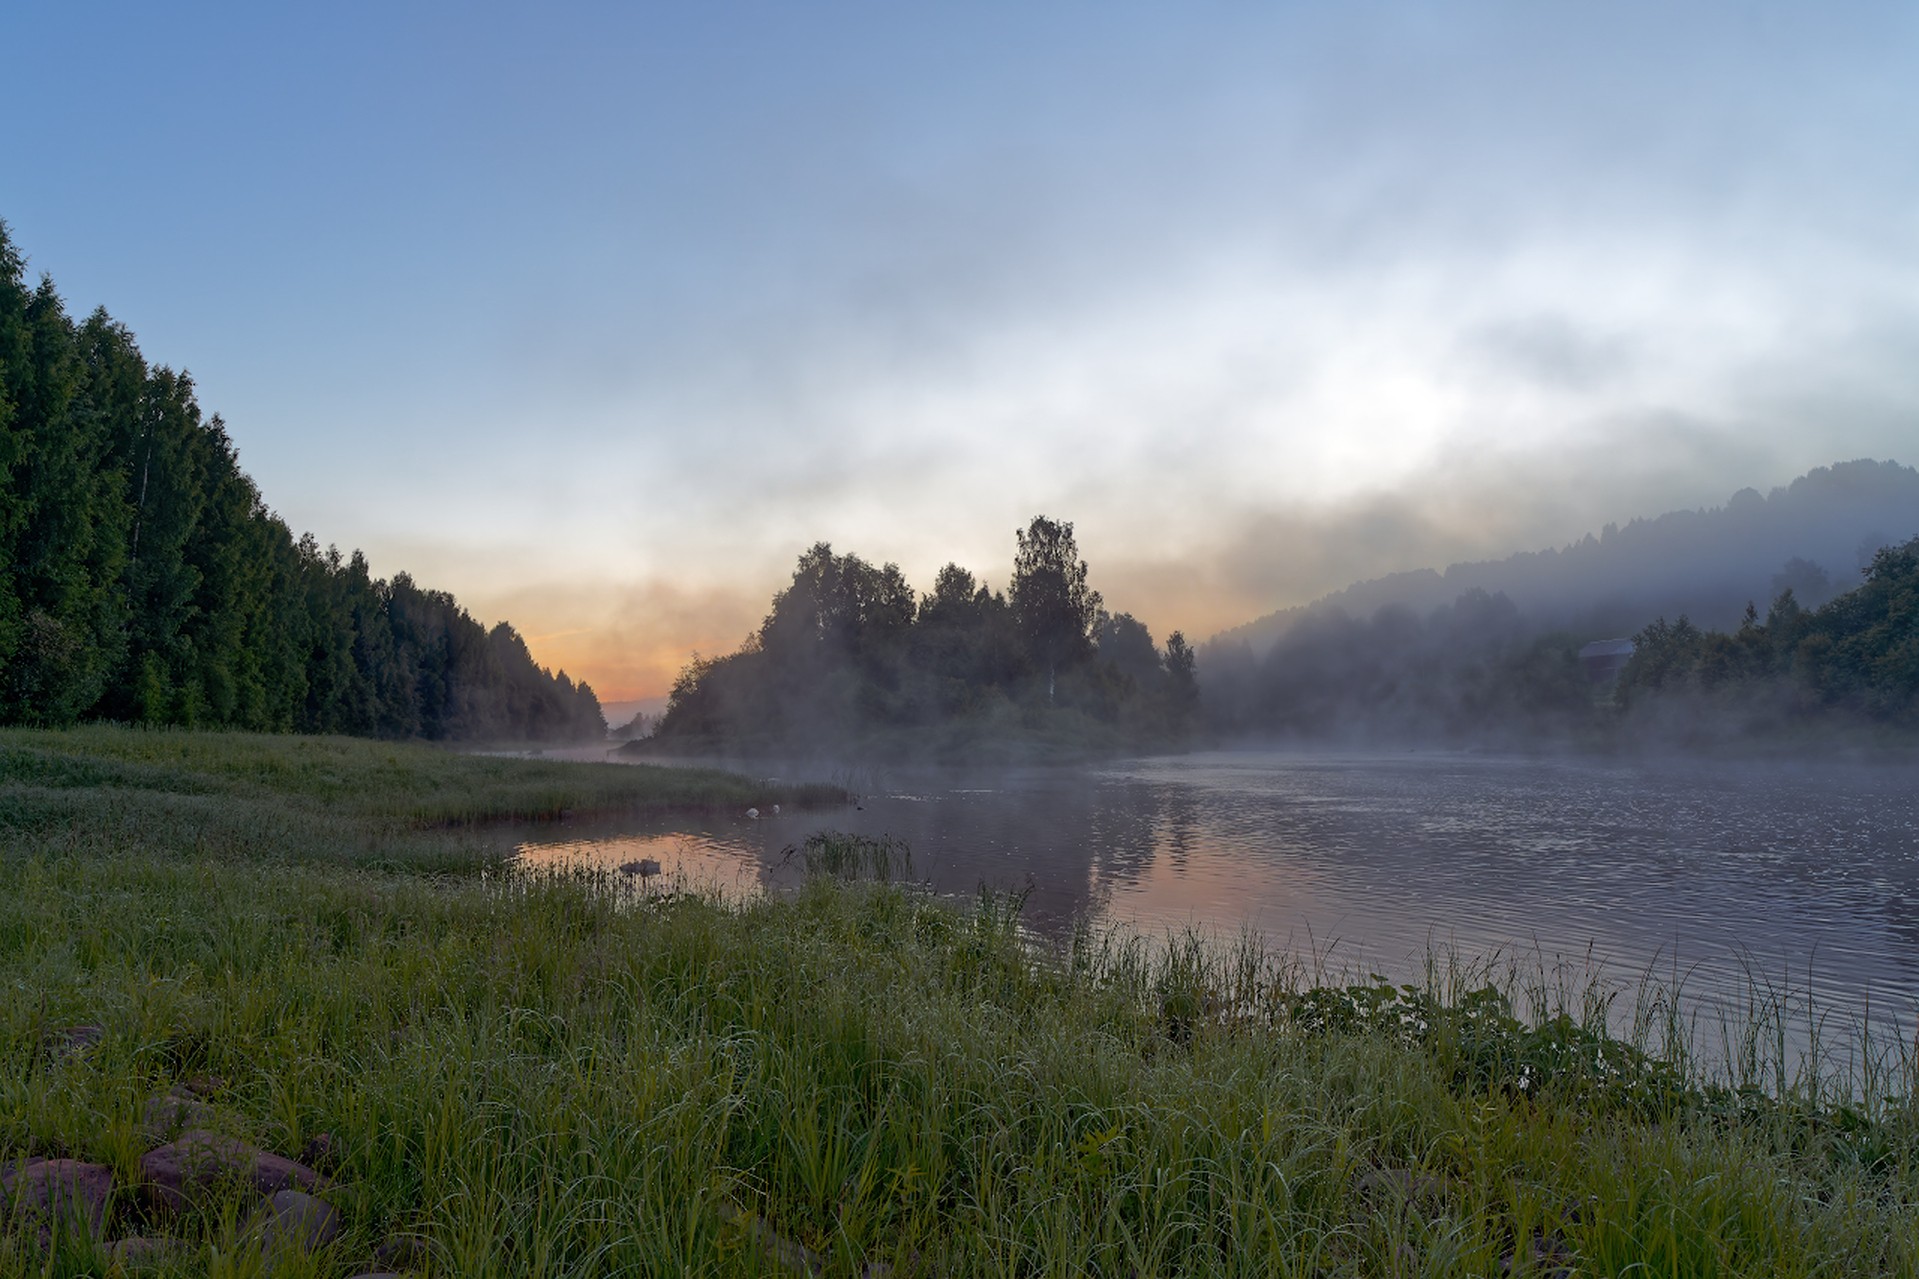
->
1011;515;1101;702
652;520;1195;757
1163;630;1198;728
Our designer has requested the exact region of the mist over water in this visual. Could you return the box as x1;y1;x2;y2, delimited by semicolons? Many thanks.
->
521;749;1919;1064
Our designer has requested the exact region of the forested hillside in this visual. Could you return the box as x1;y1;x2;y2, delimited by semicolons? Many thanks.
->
1199;460;1919;745
0;223;603;740
1208;460;1919;660
646;517;1197;760
1199;535;1919;746
1615;535;1919;733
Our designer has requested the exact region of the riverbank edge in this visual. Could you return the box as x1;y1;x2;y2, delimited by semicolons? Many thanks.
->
3;729;1915;1275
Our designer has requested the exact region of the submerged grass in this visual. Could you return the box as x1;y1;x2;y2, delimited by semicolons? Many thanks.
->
2;729;1916;1276
786;832;916;883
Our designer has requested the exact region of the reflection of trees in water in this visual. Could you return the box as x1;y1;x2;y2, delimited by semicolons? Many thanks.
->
743;771;1188;938
1156;788;1202;872
942;777;1162;934
1083;781;1163;881
544;757;1919;1011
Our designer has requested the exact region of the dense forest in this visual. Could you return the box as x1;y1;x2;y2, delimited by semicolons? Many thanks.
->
643;517;1198;760
1613;535;1919;735
1200;534;1919;746
0;222;604;741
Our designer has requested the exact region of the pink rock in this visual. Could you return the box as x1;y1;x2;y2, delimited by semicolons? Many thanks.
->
0;1157;114;1240
139;1130;323;1214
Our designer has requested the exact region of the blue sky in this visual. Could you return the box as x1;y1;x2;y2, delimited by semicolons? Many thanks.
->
8;3;1919;701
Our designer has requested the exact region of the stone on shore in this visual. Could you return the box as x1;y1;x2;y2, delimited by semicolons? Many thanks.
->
373;1230;433;1269
48;1024;105;1058
250;1187;343;1253
299;1130;338;1171
0;1157;114;1242
139;1088;221;1142
139;1130;324;1214
106;1235;190;1271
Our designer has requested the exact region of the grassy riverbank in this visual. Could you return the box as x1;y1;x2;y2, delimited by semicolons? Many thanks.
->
0;727;842;873
4;730;1917;1276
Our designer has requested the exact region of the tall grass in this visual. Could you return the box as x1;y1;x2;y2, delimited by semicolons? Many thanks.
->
2;729;1915;1275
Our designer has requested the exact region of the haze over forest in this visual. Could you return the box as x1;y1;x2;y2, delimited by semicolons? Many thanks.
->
7;5;1919;714
1200;460;1919;746
5;207;1917;752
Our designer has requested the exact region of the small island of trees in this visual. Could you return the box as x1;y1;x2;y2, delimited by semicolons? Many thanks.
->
639;517;1198;761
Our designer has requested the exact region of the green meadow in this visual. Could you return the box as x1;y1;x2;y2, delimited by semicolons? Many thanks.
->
2;728;1915;1276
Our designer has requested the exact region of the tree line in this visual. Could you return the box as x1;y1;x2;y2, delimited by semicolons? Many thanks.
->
1197;535;1919;746
649;517;1198;758
0;222;604;741
1615;534;1919;732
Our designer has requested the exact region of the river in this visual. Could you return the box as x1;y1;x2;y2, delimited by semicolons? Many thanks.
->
519;748;1919;1071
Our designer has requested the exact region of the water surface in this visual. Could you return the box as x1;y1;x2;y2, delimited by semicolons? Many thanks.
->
521;749;1919;1054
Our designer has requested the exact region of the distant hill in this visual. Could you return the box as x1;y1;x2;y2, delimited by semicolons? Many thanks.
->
1203;459;1919;662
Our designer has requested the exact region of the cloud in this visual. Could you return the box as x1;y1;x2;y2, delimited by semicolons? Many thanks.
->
1465;315;1639;393
26;6;1919;698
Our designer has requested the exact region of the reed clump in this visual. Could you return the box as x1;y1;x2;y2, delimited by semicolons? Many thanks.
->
2;729;1915;1276
784;832;915;883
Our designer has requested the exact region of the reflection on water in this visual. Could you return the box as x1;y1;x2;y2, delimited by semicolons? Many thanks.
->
520;749;1919;1045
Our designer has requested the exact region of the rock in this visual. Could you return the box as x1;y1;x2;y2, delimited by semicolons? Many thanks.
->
298;1130;338;1172
139;1088;220;1142
618;858;662;877
1500;1228;1576;1278
49;1024;105;1057
139;1130;324;1214
107;1236;189;1271
373;1230;432;1269
719;1200;822;1276
181;1074;226;1098
251;1188;342;1253
0;1157;114;1241
1354;1165;1452;1204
